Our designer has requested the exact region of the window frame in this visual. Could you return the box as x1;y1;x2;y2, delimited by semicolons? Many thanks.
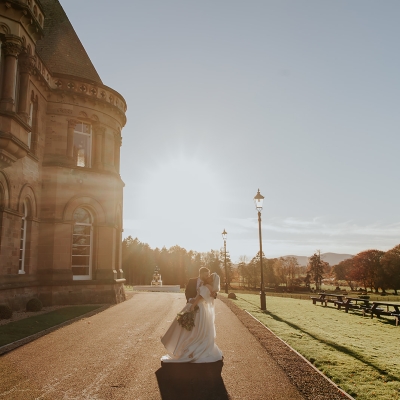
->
72;207;93;281
73;122;92;168
18;200;28;274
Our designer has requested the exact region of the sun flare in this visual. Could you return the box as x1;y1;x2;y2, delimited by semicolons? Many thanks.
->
143;154;221;221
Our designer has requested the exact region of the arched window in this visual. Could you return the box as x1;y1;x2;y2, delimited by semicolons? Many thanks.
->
19;200;28;274
72;208;93;280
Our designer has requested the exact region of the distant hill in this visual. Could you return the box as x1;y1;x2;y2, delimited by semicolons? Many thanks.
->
282;253;353;267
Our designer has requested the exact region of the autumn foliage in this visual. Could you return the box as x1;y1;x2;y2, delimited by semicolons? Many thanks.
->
333;245;400;294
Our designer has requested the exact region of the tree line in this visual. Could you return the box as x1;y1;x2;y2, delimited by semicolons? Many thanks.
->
239;246;400;294
333;246;400;294
122;236;400;294
122;236;232;287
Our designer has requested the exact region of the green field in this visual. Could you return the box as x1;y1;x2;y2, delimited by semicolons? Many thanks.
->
0;305;102;347
224;293;400;400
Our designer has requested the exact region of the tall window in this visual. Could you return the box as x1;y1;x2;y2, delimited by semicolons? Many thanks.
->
72;208;92;280
28;101;33;125
73;123;91;167
27;101;33;149
19;201;28;274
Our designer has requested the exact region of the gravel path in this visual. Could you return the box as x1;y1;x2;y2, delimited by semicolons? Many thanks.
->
0;292;351;399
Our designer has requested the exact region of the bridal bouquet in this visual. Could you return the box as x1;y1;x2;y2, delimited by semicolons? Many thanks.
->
176;306;199;331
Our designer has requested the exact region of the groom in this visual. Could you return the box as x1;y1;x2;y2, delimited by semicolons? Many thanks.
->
185;267;217;303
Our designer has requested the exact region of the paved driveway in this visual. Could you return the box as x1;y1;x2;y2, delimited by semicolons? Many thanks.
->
0;292;304;399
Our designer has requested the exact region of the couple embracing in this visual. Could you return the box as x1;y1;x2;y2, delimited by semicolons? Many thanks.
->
161;267;223;363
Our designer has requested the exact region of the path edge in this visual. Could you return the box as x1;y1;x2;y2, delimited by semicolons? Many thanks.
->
0;304;112;356
219;296;355;400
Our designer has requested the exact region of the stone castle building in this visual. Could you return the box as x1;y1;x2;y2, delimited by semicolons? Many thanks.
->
0;0;127;309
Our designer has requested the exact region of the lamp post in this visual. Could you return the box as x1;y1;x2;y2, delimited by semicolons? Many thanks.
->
254;189;266;311
222;229;228;293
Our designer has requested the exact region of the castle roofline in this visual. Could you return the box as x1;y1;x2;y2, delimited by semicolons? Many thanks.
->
36;0;102;84
52;72;128;110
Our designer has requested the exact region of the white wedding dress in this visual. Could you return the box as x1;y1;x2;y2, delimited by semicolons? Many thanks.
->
161;284;223;363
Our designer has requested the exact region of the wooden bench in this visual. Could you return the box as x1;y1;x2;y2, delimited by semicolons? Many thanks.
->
364;302;400;325
391;313;400;326
335;300;360;312
311;293;346;306
363;307;385;317
311;296;327;306
337;297;370;313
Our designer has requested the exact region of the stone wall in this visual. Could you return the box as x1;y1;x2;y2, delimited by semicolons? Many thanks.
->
0;0;127;310
0;280;126;310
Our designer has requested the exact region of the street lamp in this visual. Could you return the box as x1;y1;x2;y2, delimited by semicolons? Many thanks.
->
222;229;228;294
254;189;266;311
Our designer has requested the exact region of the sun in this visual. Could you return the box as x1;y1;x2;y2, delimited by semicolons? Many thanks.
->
143;154;221;221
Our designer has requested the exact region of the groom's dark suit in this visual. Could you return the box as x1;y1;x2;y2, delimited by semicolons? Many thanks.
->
185;277;199;302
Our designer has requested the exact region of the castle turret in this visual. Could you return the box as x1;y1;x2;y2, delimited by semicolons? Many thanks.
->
0;0;127;308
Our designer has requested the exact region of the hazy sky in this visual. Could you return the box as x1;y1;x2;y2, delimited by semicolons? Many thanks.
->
61;0;400;262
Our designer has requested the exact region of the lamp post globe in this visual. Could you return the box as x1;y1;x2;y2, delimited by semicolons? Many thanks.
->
222;229;228;294
254;188;264;211
254;189;266;311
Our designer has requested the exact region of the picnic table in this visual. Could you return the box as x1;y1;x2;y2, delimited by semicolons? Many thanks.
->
310;293;346;306
335;297;370;313
363;301;400;325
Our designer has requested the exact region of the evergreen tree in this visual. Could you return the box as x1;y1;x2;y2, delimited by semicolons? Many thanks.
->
219;247;233;287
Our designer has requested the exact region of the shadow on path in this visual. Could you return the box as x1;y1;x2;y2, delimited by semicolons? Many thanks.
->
155;360;230;400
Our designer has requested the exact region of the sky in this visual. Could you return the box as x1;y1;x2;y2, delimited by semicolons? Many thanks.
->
60;0;400;262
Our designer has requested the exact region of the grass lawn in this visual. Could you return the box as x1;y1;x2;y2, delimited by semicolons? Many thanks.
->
0;305;102;347
229;286;400;303
224;293;400;400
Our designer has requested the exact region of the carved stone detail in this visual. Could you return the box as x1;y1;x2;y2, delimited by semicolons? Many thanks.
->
19;55;36;74
0;132;29;168
2;37;22;57
93;125;106;136
1;36;23;110
68;119;79;128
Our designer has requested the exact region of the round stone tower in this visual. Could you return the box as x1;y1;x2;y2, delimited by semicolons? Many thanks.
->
0;0;127;308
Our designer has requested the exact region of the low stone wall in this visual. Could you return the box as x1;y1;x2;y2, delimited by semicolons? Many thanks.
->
0;286;39;310
132;285;180;293
0;280;126;310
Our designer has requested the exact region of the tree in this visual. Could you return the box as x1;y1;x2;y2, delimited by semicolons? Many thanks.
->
285;256;300;287
264;257;277;287
202;250;223;276
122;236;156;285
190;252;203;277
219;248;233;288
248;251;275;288
351;250;385;292
273;258;286;286
239;253;262;289
380;245;400;295
167;245;189;287
274;256;300;287
307;252;327;291
332;258;355;290
237;255;251;288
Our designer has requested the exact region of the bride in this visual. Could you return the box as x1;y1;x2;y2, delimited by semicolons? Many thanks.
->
161;272;223;363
